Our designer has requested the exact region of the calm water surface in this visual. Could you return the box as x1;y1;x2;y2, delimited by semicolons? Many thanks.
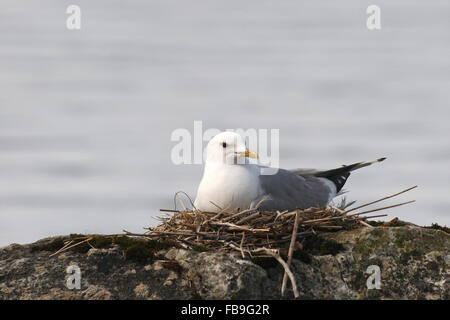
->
1;0;449;246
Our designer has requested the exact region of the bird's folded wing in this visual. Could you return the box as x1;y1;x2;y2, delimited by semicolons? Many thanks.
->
255;167;334;211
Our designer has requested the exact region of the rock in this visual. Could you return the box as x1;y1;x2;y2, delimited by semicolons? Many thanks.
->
133;283;149;299
0;225;448;299
166;249;276;299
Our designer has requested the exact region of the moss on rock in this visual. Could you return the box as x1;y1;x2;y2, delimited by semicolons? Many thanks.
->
4;224;448;300
31;234;180;264
302;234;345;256
424;223;449;234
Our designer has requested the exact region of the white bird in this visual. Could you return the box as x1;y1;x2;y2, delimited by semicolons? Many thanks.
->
194;131;385;213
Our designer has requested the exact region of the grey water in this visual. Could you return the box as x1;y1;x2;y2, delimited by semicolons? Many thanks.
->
1;0;449;246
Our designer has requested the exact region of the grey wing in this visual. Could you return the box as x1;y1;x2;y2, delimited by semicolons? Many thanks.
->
253;167;334;211
289;158;386;193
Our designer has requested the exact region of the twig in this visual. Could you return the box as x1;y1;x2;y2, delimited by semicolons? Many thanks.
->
49;239;74;257
209;222;270;233
262;248;299;299
222;209;258;222
345;186;417;214
49;237;93;257
282;210;300;296
359;220;374;228
236;212;261;225
240;232;246;259
209;201;223;211
173;191;197;211
349;200;415;217
330;205;347;215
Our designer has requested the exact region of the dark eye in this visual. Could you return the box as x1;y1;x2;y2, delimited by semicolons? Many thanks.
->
222;142;227;148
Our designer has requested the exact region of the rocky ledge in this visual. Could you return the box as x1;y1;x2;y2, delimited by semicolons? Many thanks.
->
0;224;448;300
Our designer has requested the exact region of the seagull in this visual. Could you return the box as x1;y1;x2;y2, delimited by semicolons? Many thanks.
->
194;131;386;213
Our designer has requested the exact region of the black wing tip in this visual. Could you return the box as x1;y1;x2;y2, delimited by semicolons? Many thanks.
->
378;157;387;162
327;172;351;193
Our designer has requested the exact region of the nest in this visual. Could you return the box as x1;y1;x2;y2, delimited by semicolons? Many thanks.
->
143;186;417;254
51;186;417;298
139;186;416;298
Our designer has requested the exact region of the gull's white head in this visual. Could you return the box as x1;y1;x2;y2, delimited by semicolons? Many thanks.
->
205;131;258;165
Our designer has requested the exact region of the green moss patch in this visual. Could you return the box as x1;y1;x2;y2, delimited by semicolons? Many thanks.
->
424;223;449;234
32;234;180;264
191;245;211;253
31;238;65;253
353;228;391;259
68;234;113;253
367;219;409;227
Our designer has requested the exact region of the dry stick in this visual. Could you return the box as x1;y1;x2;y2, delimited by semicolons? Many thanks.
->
209;201;223;211
124;230;166;237
350;200;415;217
274;210;289;222
49;239;74;257
144;230;197;236
159;209;180;213
329;205;346;215
281;210;300;296
236;211;261;225
301;200;413;225
331;205;374;228
262;248;299;299
177;197;187;211
195;215;202;234
174;191;197;211
344;186;418;214
147;229;240;241
282;207;319;219
253;195;272;210
300;215;351;224
202;205;233;225
49;237;93;257
359;220;374;228
240;232;246;259
318;225;343;229
225;244;299;298
209;222;270;233
152;216;169;222
222;208;258;222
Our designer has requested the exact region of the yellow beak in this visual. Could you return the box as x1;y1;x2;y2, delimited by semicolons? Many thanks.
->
242;148;259;159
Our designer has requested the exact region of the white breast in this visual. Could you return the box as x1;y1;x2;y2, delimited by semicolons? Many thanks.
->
194;163;262;212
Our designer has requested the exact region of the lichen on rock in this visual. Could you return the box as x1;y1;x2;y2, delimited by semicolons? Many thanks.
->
0;225;448;300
